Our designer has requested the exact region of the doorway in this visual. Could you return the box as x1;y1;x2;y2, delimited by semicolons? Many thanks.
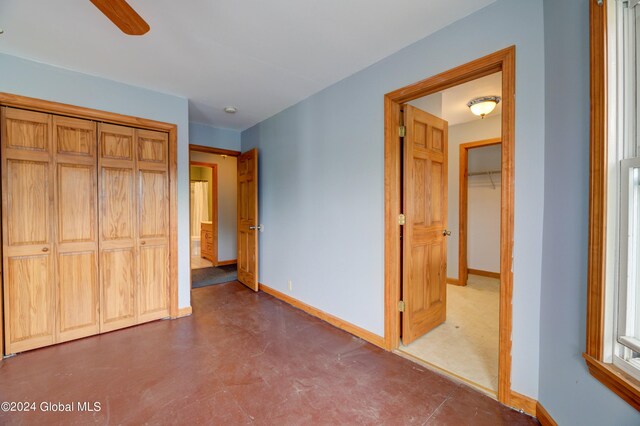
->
384;47;516;406
189;145;240;288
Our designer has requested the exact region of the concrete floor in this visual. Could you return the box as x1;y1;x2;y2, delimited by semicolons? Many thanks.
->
400;275;500;393
0;281;533;425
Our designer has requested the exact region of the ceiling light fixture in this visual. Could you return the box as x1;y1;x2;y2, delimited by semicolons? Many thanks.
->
223;106;237;114
467;96;501;118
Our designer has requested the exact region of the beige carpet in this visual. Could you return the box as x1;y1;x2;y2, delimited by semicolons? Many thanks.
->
399;275;499;392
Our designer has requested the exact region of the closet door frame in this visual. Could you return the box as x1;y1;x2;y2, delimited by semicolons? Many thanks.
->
0;92;180;356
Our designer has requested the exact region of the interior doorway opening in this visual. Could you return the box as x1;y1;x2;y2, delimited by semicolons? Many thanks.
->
189;145;240;289
398;74;502;394
384;47;517;409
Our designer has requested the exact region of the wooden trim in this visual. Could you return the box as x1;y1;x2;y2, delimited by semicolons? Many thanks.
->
259;283;386;349
0;93;176;132
190;161;219;265
0;93;180;326
176;306;193;318
536;401;558;426
586;0;608;362
384;46;516;406
509;390;536;417
468;268;501;279
446;277;462;286
585;0;640;410
584;354;640;411
217;259;237;266
459;138;502;286
169;127;179;319
189;144;241;157
384;93;402;351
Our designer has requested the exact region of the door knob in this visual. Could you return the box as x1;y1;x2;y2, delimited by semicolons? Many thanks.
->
249;224;264;232
42;247;49;252
442;230;451;236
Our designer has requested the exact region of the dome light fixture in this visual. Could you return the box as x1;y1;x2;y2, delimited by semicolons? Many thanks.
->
467;96;501;119
223;106;237;114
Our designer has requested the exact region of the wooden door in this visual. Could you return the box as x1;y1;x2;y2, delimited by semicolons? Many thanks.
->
53;116;100;342
136;129;170;323
98;123;138;332
237;148;258;291
1;107;56;353
402;105;448;345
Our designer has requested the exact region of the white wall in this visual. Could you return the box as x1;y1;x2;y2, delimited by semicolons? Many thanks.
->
467;145;501;273
190;122;241;152
408;93;442;117
447;115;501;278
0;53;192;310
191;152;238;262
242;0;544;398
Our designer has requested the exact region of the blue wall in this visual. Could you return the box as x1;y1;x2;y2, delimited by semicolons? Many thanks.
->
539;0;640;423
189;122;241;151
242;0;545;398
0;53;192;309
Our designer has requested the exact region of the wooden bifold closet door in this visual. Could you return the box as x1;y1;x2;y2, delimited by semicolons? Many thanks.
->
98;123;170;330
1;106;170;354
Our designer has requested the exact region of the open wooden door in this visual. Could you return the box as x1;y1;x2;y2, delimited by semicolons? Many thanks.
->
401;105;449;345
237;148;259;291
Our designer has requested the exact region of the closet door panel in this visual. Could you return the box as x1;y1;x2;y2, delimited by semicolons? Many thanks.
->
98;123;137;331
58;252;98;339
55;116;95;157
139;170;168;238
138;244;169;321
136;129;169;322
100;124;134;161
2;107;55;354
101;167;135;240
4;108;50;153
58;164;96;243
101;248;136;331
137;130;166;164
6;255;54;352
6;160;50;245
54;115;99;342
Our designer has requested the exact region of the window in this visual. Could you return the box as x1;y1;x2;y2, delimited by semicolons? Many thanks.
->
586;0;640;410
613;0;640;381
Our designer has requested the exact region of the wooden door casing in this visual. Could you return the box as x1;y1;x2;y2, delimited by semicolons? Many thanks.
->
1;107;56;353
54;115;100;342
237;148;258;291
401;105;448;345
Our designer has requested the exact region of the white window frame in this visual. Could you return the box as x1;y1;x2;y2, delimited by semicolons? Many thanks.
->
609;0;640;380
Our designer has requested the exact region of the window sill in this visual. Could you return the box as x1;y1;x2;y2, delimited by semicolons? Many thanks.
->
583;353;640;411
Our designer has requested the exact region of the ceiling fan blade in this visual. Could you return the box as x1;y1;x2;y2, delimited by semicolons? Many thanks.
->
90;0;150;35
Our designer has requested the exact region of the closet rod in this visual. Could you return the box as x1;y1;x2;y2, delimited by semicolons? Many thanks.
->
468;170;501;177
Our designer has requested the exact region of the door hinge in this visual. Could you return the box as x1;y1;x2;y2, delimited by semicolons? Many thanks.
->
398;214;406;225
398;300;405;312
399;126;406;137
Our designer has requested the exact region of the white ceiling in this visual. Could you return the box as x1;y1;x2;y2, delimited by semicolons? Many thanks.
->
410;72;502;126
0;0;495;130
